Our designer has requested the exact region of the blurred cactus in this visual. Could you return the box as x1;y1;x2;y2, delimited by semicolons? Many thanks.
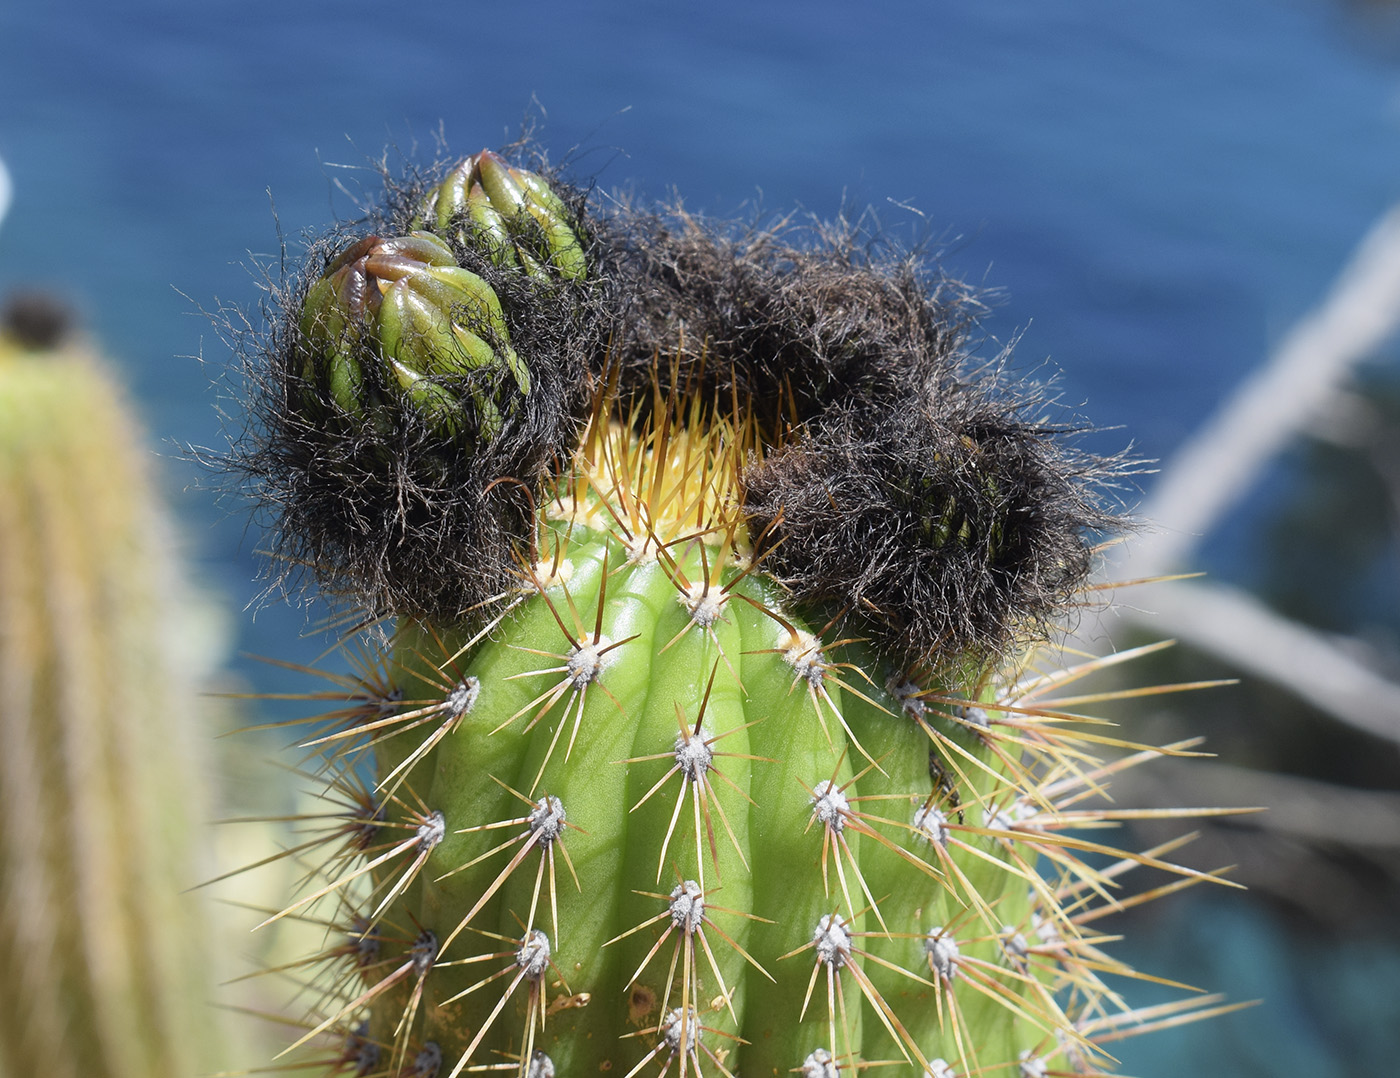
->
0;303;223;1078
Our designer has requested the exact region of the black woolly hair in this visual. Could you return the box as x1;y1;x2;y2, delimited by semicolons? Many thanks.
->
597;202;1127;665
596;204;987;428
224;139;1127;657
740;370;1126;669
225;147;617;621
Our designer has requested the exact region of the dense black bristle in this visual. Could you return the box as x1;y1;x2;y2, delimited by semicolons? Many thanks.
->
598;202;1126;666
599;205;985;428
741;371;1126;668
220;140;1127;654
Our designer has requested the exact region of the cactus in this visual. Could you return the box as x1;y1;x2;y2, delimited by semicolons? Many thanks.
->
225;149;1240;1078
0;301;223;1078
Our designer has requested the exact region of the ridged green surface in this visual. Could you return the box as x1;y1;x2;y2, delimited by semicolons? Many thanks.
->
0;341;221;1078
407;526;875;1073
287;488;1060;1077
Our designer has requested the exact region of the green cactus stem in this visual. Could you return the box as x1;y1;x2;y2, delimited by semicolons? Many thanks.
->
0;326;222;1078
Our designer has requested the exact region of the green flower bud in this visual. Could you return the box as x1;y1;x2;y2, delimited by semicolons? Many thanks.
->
298;231;528;437
415;150;587;282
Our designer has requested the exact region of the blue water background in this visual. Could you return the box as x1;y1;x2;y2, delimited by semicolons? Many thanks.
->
3;0;1399;1073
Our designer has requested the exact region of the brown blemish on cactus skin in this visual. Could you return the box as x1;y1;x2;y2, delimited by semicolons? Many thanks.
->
628;985;656;1025
546;991;592;1016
